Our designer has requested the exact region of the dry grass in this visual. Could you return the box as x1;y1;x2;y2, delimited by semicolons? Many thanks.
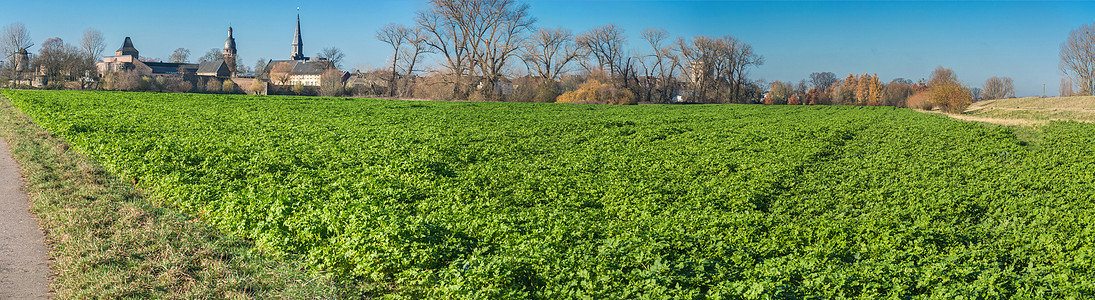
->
962;96;1095;124
0;92;352;298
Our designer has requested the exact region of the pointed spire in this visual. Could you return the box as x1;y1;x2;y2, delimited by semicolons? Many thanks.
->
291;12;304;60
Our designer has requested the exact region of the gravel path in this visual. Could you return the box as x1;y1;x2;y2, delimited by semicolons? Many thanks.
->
0;137;49;299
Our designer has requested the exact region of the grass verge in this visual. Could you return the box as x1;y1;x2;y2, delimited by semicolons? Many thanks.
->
0;92;344;298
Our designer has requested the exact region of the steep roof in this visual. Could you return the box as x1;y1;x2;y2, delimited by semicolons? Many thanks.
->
197;60;228;74
116;37;138;56
265;59;332;76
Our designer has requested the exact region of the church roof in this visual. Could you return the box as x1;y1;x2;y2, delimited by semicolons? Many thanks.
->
291;14;305;60
117;37;138;54
224;27;236;52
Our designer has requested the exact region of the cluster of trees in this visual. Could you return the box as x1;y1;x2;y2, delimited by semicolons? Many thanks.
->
761;67;1012;114
1;23;105;89
369;0;764;104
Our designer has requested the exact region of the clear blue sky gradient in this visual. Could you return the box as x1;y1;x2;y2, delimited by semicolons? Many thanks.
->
2;0;1093;96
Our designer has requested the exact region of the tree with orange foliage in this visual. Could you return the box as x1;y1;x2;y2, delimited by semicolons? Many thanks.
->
854;73;871;105
804;88;822;105
787;94;802;105
867;74;884;106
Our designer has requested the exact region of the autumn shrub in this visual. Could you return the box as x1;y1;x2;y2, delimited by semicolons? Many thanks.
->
787;94;802;105
928;81;973;113
926;66;973;114
907;90;933;110
556;79;635;105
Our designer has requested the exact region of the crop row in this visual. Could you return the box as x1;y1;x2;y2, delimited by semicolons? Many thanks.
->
5;89;1093;298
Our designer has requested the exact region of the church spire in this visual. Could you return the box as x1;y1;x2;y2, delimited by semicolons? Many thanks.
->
291;11;305;60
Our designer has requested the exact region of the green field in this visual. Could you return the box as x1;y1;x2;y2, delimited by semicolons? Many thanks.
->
5;90;1095;298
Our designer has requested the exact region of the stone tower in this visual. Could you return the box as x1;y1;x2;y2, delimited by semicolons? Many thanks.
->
14;48;29;72
223;27;238;75
290;14;305;60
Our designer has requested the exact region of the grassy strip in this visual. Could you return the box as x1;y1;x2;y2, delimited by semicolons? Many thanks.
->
0;93;343;298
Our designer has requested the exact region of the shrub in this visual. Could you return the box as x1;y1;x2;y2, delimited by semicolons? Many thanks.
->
292;83;306;96
251;79;266;95
222;79;237;94
907;90;933;110
206;78;221;94
110;71;141;91
163;76;192;93
929;81;973;114
555;79;635;105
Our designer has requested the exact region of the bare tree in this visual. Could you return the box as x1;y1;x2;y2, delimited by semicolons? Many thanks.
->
197;48;221;63
319;68;345;97
1061;76;1075;97
169;48;190;63
416;2;472;78
34;37;95;86
254;58;267;76
377;23;409;97
316;47;345;69
79;28;105;60
471;0;535;81
809;72;838;91
982;76;1015;100
1;22;33;60
577;24;627;76
635;28;680;103
415;0;536;99
522;27;579;80
1060;22;1095;95
677;35;763;103
1;22;33;85
400;26;432;77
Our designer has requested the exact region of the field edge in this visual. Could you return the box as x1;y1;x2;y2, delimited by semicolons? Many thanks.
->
0;90;352;298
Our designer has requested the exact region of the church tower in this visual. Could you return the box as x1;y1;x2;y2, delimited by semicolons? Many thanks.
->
290;14;305;60
223;27;238;75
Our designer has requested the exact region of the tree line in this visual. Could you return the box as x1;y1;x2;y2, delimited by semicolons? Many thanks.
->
760;67;1017;113
5;3;1095;106
364;0;765;104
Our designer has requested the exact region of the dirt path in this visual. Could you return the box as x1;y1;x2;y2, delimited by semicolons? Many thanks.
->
0;137;49;299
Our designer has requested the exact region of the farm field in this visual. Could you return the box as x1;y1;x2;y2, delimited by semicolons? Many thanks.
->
4;89;1095;298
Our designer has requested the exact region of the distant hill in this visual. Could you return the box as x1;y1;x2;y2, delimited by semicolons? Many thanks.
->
956;96;1095;126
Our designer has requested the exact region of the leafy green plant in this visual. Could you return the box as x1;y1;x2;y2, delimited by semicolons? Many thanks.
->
5;89;1095;298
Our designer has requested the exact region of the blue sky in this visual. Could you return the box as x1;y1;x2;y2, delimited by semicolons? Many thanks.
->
2;0;1093;96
